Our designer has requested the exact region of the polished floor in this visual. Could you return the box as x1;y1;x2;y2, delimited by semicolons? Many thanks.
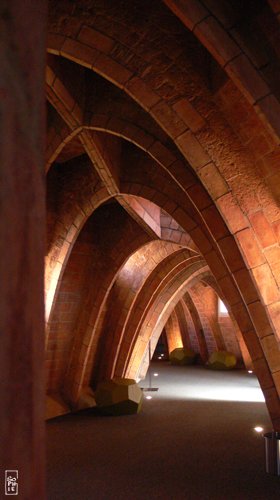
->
47;362;280;499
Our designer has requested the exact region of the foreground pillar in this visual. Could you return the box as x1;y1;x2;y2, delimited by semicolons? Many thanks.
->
0;2;46;498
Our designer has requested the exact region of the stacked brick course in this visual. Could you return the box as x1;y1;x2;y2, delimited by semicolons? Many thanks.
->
44;0;280;430
4;3;280;492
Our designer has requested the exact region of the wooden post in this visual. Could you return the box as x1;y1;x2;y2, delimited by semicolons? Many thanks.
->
0;1;47;497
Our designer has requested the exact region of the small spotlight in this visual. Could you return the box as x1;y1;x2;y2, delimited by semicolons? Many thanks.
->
146;395;152;400
153;373;158;377
158;356;162;360
254;426;264;433
248;370;253;374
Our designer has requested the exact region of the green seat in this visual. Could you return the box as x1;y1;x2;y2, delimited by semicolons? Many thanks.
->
95;378;143;415
169;347;196;365
207;350;237;370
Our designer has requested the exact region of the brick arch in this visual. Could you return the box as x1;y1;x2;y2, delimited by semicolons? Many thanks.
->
187;283;219;356
47;27;280;341
45;110;198;323
47;11;280;425
47;203;154;399
115;255;204;379
183;289;209;361
46;118;280;386
163;301;202;357
164;0;280;143
166;298;205;356
163;276;233;361
45;157;280;422
46;24;280;225
46;115;76;172
45;151;280;425
122;179;280;426
69;252;203;404
179;296;205;355
130;265;251;380
46;24;280;311
188;280;242;362
122;166;271;336
47;114;280;343
47;6;280;226
50;189;202;406
92;248;201;387
46;44;280;365
201;274;253;369
164;309;184;353
45;176;110;324
127;266;209;380
45;109;200;329
90;242;196;381
172;301;194;350
45;178;196;330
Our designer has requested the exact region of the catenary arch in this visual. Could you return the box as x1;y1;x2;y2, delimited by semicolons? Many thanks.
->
127;266;210;381
177;297;204;354
46;59;280;367
122;263;245;380
47;178;199;399
163;0;280;142
122;159;280;406
46;200;154;395
46;9;280;225
46;29;280;345
164;309;186;353
67;252;202;403
89;241;198;384
120;264;209;380
65;245;199;402
92;249;203;386
46;3;278;426
46;0;280;262
46;152;280;426
187;283;220;356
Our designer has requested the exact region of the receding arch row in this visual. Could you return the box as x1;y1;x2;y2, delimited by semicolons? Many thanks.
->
46;11;280;426
67;246;200;402
46;194;245;410
89;241;198;383
131;266;210;381
46;51;280;355
46;34;280;351
136;281;244;375
113;257;205;381
46;24;280;226
46;156;280;426
47;231;206;411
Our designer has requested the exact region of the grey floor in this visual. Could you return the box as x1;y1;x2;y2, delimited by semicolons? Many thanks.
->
47;362;280;499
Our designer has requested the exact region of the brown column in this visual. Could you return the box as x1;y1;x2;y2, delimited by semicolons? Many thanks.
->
0;2;46;498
